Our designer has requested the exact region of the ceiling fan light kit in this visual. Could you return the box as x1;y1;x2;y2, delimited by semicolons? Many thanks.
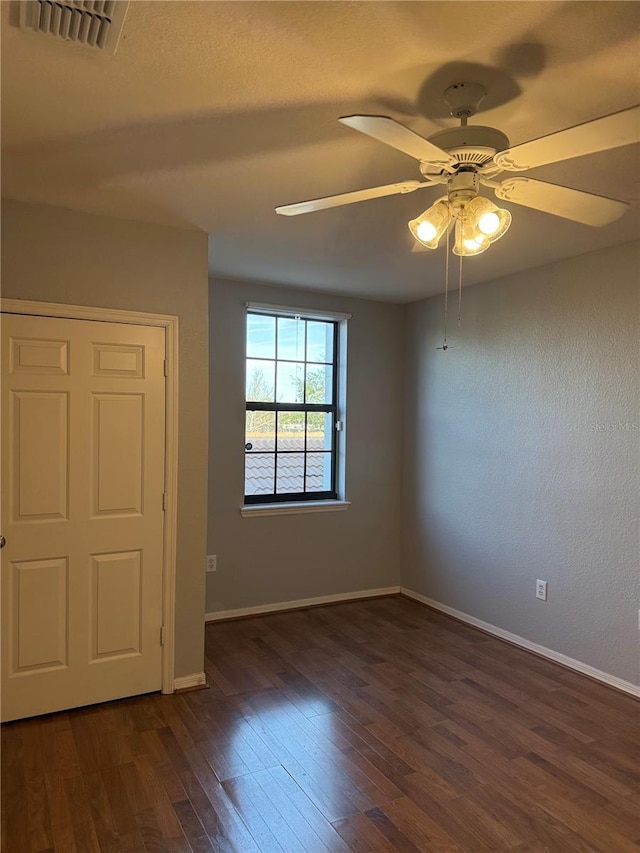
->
410;174;512;254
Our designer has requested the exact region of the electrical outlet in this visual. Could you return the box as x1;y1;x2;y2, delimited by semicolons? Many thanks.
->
536;579;548;601
206;555;217;573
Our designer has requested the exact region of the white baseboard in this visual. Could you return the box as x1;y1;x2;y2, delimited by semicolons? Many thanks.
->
173;672;206;691
205;586;401;623
401;587;640;699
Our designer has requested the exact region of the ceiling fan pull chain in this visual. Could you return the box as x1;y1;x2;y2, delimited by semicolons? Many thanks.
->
438;223;450;351
458;252;463;327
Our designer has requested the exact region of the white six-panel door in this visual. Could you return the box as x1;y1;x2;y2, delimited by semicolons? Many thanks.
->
1;313;166;721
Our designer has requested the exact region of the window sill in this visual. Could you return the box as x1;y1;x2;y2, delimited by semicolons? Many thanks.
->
241;500;351;518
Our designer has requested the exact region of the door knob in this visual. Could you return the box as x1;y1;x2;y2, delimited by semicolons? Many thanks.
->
0;536;5;549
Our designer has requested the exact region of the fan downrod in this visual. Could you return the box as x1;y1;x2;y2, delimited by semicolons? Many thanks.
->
419;83;508;176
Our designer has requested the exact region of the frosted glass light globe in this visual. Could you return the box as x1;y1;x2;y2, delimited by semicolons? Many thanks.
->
478;211;500;235
416;220;438;242
464;237;483;251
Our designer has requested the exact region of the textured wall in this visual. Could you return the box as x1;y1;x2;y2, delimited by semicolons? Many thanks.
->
1;199;209;679
207;276;404;613
402;241;640;685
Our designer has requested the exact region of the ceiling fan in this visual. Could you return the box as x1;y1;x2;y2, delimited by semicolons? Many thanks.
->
275;83;640;257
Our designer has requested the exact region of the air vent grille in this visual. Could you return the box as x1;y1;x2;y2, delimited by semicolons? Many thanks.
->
20;0;129;53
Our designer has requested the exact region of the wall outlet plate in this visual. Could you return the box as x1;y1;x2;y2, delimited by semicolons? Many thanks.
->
207;555;217;573
536;579;548;601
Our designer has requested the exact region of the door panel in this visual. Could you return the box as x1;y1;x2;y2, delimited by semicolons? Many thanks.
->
10;337;69;374
1;313;166;721
92;343;144;377
92;393;144;516
90;550;142;660
10;557;68;673
12;390;69;522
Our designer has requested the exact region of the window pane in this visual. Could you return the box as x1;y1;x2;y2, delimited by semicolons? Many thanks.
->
305;364;332;404
306;452;332;492
277;317;305;361
246;359;275;402
276;362;304;403
307;321;334;364
277;412;305;452
245;308;341;504
247;314;276;359
245;411;275;453
307;412;332;451
276;452;304;493
245;454;275;496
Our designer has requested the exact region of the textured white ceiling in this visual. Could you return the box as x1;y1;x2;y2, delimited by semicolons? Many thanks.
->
2;1;639;302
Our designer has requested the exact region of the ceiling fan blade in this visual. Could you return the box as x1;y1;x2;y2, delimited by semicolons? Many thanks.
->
494;177;629;226
339;115;457;168
275;180;431;216
494;105;640;172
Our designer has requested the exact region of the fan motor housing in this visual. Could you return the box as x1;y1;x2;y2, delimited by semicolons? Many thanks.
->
424;125;510;170
447;171;479;207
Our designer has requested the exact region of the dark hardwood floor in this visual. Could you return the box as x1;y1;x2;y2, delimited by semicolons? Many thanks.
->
2;595;639;852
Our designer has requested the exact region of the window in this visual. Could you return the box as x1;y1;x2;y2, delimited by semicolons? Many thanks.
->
244;304;347;505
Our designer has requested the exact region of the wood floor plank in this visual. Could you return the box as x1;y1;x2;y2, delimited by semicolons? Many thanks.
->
173;737;261;853
264;696;397;809
242;692;371;818
382;795;466;852
243;715;362;823
324;709;415;778
21;720;54;852
421;721;613;852
120;760;156;815
116;828;149;852
161;738;241;849
250;767;335;853
43;774;78;853
82;770;122;853
69;818;102;853
221;774;286;852
103;764;140;838
2;596;639;852
1;724;29;853
363;806;422;852
507;769;640;852
134;806;172;853
261;765;350;852
172;799;214;852
332;812;400;852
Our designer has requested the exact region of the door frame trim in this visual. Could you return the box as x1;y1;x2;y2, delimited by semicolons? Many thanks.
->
0;298;179;696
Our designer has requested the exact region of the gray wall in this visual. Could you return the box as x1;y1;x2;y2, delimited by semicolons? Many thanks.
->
207;276;404;613
1;199;209;679
5;199;636;687
402;241;640;685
